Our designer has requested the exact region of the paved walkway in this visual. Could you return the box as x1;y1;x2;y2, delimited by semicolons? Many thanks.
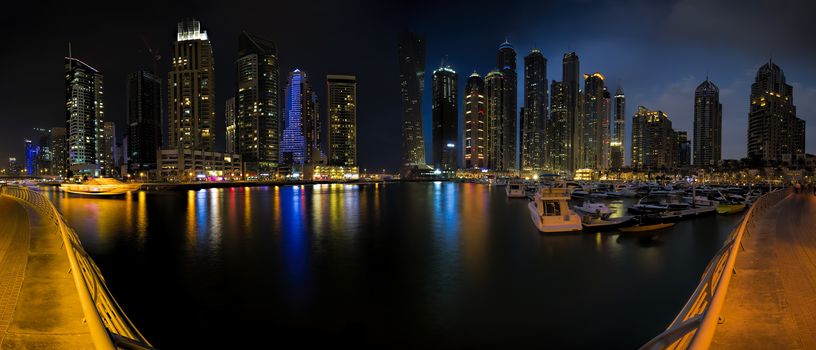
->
712;193;816;349
0;195;93;348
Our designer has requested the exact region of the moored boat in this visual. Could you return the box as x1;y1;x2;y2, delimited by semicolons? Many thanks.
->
506;180;527;198
716;203;747;215
528;187;582;233
60;178;141;196
618;222;675;233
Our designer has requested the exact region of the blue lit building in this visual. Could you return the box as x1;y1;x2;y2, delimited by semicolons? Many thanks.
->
281;69;310;168
25;139;39;175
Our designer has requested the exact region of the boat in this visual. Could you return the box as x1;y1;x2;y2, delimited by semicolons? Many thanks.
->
506;179;527;198
60;178;141;196
528;187;583;233
618;222;675;233
581;215;634;230
628;194;690;214
716;203;747;215
574;201;613;216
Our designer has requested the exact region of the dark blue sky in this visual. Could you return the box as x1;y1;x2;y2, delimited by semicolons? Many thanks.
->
1;0;814;172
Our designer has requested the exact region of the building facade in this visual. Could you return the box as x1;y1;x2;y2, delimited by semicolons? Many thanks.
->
676;130;691;169
398;32;427;173
484;70;505;171
631;106;675;170
225;97;236;154
582;73;610;170
431;62;458;172
464;72;485;169
168;18;215;152
65;56;104;176
157;149;241;181
497;41;517;171
693;79;722;167
281;69;320;168
100;121;116;176
547;81;570;173
521;49;548;172
747;60;805;165
50;127;67;178
127;70;162;175
611;86;626;168
235;31;280;176
327;75;357;168
562;52;581;172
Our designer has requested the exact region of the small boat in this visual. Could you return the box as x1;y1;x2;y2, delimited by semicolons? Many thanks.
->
582;215;634;230
575;201;613;216
528;187;583;233
506;180;527;198
60;178;141;196
716;203;747;215
619;222;675;233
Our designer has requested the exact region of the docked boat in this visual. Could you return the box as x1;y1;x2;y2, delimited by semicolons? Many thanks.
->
574;201;613;216
60;178;141;196
581;215;634;230
619;222;675;233
506;179;527;198
528;187;583;233
628;195;690;214
716;203;747;215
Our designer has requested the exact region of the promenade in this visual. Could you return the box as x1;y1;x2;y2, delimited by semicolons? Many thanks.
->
712;192;816;349
0;195;93;348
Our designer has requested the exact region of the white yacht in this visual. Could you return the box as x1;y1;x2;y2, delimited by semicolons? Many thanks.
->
506;179;527;198
528;187;583;233
574;201;613;216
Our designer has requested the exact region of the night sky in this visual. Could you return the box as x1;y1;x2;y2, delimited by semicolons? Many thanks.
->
2;0;815;172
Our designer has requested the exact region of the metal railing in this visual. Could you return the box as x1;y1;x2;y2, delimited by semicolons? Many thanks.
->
640;188;790;350
1;185;154;350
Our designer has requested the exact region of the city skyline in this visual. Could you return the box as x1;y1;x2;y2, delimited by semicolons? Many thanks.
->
2;0;815;172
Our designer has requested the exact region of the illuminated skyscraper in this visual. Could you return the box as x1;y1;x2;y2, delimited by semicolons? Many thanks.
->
484;70;506;170
497;40;517;170
50;127;67;178
431;61;458;172
282;69;320;167
25;139;37;175
582;73;610;170
127;70;162;174
693;78;722;167
168;18;215;152
562;52;581;172
100;121;116;176
225;97;236;154
464;72;486;169
327;75;357;167
747;60;804;165
398;32;426;173
236;31;280;175
631;106;675;170
65;56;104;175
521;49;548;172
675;130;691;169
547;81;569;173
611;86;625;168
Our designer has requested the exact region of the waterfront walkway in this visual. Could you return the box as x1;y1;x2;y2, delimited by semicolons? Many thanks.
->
712;192;816;349
0;195;93;348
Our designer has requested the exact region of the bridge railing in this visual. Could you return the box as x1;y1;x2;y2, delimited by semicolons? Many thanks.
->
640;188;790;350
0;185;154;350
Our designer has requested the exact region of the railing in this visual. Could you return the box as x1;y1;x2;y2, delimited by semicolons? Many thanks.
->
0;185;154;350
640;188;790;350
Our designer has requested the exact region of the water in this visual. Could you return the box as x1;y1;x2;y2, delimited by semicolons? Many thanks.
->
42;183;742;349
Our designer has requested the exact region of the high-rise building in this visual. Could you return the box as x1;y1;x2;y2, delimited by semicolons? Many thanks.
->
168;18;215;152
562;52;581;172
225;97;237;154
34;128;52;176
7;158;18;176
464;72;486;170
693;78;722;167
24;139;38;175
327;75;357;167
65;56;104;176
236;31;280;176
100;121;116;176
282;69;320;167
631;106;675;170
582;73;611;170
431;61;458;173
484;70;506;170
747;60;805;165
611;86;626;168
521;49;548;172
497;41;517;171
127;70;163;174
398;32;427;173
675;131;691;169
50;127;67;178
547;81;569;173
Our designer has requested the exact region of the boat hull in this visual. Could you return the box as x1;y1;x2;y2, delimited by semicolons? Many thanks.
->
528;202;583;233
716;204;746;215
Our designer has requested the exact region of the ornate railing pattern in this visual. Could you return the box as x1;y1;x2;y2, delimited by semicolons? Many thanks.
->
1;185;154;350
640;188;790;350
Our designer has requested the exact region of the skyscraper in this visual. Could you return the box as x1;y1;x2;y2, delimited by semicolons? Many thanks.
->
33;129;52;176
521;49;548;172
747;60;805;165
398;32;426;173
693;79;722;167
611;86;626;168
65;56;104;176
327;75;357;167
100;121;116;176
497;41;517;170
464;72;486;170
225;97;237;154
484;70;506;170
675;130;691;169
547;81;569;173
582;73;611;170
50;127;67;178
431;61;458;172
168;19;215;153
24;139;37;175
236;31;280;175
631;106;675;170
282;69;320;167
127;70;162;174
562;52;581;172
